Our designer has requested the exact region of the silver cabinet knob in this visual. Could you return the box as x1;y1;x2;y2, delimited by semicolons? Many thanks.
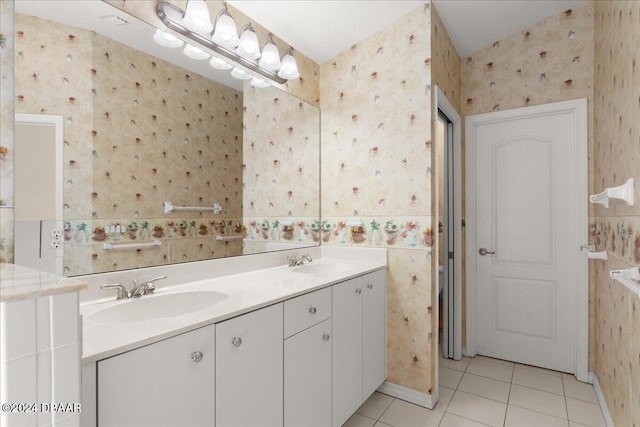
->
231;337;242;347
309;306;317;315
191;351;203;363
478;248;496;256
323;334;330;341
355;288;362;295
367;283;373;289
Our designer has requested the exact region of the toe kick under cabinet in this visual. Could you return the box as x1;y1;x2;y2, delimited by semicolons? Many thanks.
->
92;268;386;427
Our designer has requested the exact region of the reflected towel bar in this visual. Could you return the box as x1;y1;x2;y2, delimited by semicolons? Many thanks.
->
609;267;640;297
103;239;162;250
165;201;222;214
216;235;243;241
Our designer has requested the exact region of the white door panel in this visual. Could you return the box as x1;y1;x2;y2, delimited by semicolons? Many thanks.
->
468;100;587;374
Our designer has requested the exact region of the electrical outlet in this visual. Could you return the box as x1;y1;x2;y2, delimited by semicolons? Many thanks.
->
50;239;63;249
50;229;63;239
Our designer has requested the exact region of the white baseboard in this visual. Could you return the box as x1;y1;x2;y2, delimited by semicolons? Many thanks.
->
590;372;614;427
377;381;435;409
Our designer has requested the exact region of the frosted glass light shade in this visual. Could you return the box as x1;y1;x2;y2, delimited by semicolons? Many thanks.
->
231;67;252;80
250;77;270;88
181;0;213;34
235;24;261;60
184;44;211;60
277;51;300;80
153;29;184;48
210;56;233;70
212;11;239;50
258;40;281;71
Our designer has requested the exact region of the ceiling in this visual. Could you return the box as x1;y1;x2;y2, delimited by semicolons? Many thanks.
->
229;0;586;62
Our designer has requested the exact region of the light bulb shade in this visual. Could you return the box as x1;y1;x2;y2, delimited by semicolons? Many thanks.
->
184;44;211;60
258;40;281;71
181;0;213;34
210;56;232;70
212;11;239;50
231;67;252;80
235;24;261;60
153;29;184;48
250;77;271;88
277;51;300;80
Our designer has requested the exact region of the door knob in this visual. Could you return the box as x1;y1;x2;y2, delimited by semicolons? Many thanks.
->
309;306;317;315
231;337;242;347
191;351;203;362
478;248;495;256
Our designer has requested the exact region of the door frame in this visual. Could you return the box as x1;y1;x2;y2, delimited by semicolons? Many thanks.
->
14;113;64;274
465;98;589;381
433;86;463;359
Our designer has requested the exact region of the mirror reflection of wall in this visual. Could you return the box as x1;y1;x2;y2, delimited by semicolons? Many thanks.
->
14;5;319;277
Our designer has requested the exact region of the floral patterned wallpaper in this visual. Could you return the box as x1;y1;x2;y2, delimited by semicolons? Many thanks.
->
320;4;433;395
15;14;244;275
592;1;640;426
242;83;320;254
0;0;14;263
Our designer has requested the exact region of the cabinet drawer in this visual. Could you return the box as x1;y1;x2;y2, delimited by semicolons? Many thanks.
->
284;287;331;338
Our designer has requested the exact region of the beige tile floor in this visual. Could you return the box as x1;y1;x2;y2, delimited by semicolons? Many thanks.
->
344;355;606;427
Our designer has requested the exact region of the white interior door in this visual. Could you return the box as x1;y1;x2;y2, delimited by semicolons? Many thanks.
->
466;99;588;375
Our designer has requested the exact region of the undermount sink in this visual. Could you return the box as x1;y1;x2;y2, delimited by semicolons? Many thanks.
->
291;263;351;274
86;291;228;324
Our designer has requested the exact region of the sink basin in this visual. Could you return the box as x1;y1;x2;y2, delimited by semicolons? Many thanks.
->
291;263;351;274
86;291;228;324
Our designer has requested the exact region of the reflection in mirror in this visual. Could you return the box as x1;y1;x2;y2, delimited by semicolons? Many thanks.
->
14;1;320;276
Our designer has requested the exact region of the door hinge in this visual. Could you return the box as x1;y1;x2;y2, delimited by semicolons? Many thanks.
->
448;252;454;260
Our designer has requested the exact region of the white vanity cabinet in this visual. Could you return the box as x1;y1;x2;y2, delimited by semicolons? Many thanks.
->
87;265;387;427
332;269;387;427
97;324;215;427
215;303;284;427
284;288;332;426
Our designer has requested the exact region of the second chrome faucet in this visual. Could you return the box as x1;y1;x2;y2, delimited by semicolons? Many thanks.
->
101;276;167;300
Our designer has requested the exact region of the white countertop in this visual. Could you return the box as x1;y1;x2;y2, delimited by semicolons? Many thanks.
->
81;258;386;363
0;263;87;303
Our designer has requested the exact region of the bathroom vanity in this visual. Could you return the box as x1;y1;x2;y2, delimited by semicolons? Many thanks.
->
79;249;387;427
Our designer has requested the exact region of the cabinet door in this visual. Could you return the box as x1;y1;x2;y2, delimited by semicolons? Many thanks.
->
284;318;332;427
332;277;363;427
97;325;215;427
362;269;387;398
216;303;283;427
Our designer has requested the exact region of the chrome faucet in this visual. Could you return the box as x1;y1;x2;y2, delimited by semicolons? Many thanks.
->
287;254;313;267
100;283;130;300
100;276;167;300
130;276;167;298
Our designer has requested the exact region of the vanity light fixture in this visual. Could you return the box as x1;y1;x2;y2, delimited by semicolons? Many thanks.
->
155;1;299;86
181;0;214;34
235;23;261;60
278;49;301;80
211;6;239;50
210;56;233;70
258;36;281;71
153;29;184;48
230;67;252;80
184;44;211;60
250;77;271;88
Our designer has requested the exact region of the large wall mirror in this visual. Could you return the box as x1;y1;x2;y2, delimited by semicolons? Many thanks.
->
13;0;320;276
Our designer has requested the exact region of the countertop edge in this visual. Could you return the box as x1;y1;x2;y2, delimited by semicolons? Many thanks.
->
81;263;386;364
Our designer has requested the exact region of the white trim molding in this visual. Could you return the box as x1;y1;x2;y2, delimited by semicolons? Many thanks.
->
591;373;614;427
377;381;436;409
